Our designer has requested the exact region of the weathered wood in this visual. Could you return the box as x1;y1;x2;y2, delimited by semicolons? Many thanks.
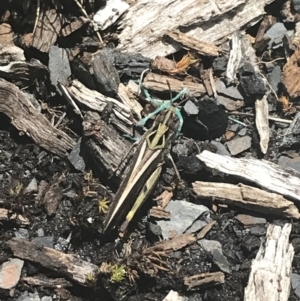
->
32;9;64;52
6;238;98;286
184;272;225;291
143;72;206;97
82;112;131;185
192;181;300;219
244;223;293;301
117;0;274;58
0;79;75;157
197;150;300;202
255;94;269;154
165;30;220;57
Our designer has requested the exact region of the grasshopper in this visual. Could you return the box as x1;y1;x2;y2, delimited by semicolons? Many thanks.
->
103;83;188;235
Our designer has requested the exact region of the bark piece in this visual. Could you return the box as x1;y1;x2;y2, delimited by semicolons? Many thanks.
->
0;79;75;157
117;0;274;58
197;150;300;202
6;238;98;286
184;272;225;291
32;9;63;52
143;72;205;97
43;175;63;216
192;181;300;219
255;94;269;154
244;223;293;301
282;46;300;98
165;30;220;57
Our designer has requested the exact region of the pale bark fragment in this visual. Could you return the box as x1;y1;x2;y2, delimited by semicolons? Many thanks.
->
197;150;300;202
244;223;293;301
255;94;270;154
117;0;274;58
192;181;300;219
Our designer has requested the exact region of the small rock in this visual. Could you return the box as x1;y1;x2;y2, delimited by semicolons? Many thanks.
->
188;294;203;301
163;290;188;301
210;141;231;157
41;297;52;301
0;259;24;289
264;23;287;49
16;291;40;301
25;178;38;194
215;80;243;100
291;273;300;298
198;239;222;253
278;155;300;174
216;95;244;111
238;128;248;136
68;138;86;172
31;236;54;248
226;136;252;156
250;226;267;236
15;228;29;239
49;46;71;94
212;249;231;273
198;239;231;273
54;237;69;251
229;124;240;132
238;63;268;97
235;214;266;227
225;130;235;141
268;65;281;93
36;228;44;237
212;56;228;75
184;100;199;115
156;200;210;240
292;238;300;253
147;223;162;243
293;0;300;13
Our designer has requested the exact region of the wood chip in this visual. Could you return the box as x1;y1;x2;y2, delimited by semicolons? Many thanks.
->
197;150;300;202
184;272;225;291
282;46;300;98
0;208;30;225
143;72;205;97
244;223;293;301
149;206;171;219
6;238;98;286
165;30;220;57
0;79;75;157
255;94;270;154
